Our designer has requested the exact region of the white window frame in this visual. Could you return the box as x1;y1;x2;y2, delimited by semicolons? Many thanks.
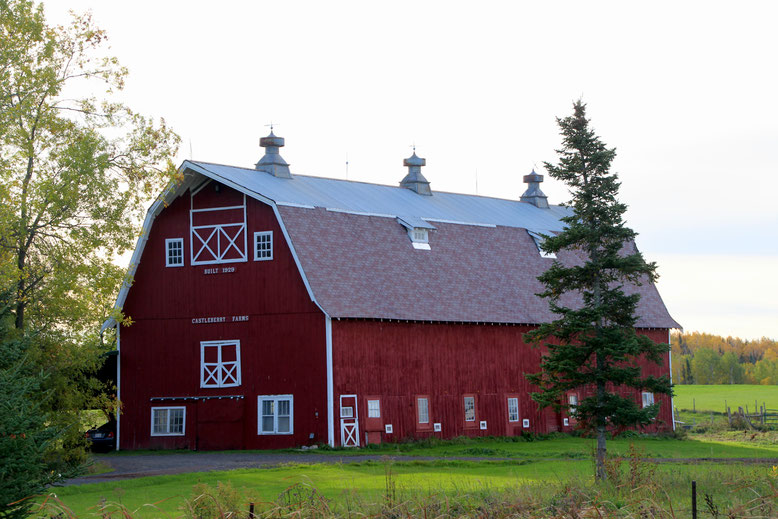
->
642;392;655;408
507;397;519;422
150;406;186;436
464;396;476;422
200;340;241;388
190;191;248;266
417;397;429;424
258;394;294;435
253;231;273;261
367;399;381;418
568;394;579;411
165;238;185;267
408;228;431;250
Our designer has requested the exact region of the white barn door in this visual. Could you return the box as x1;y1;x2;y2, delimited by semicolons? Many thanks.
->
339;394;360;447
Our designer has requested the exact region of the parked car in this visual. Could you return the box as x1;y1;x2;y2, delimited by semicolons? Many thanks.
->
85;421;116;452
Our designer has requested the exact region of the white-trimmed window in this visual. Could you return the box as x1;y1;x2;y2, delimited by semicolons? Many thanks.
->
367;399;381;418
417;397;429;424
408;228;431;250
507;397;519;422
641;392;655;408
151;407;185;436
258;395;293;434
166;238;184;267
464;396;476;422
200;340;241;388
254;231;273;261
568;394;579;411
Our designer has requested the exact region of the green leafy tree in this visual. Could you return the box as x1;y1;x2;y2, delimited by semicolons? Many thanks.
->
719;351;744;384
525;101;672;481
0;0;179;334
0;0;179;490
0;297;80;519
690;348;721;384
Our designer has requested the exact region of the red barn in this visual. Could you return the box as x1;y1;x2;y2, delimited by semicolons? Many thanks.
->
102;132;680;450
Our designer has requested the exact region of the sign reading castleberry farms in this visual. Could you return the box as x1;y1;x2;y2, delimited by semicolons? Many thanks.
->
191;315;249;324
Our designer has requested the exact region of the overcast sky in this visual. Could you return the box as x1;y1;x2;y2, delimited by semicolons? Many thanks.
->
45;0;778;340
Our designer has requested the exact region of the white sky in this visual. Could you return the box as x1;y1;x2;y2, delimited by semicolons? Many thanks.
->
44;0;778;340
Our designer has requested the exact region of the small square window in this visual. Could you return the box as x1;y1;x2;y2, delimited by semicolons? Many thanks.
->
385;424;393;434
367;400;381;418
641;392;655;408
151;407;185;436
433;423;442;432
254;231;273;261
166;238;184;267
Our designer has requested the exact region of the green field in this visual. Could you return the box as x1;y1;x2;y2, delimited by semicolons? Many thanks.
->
305;435;778;459
673;384;778;413
43;460;778;518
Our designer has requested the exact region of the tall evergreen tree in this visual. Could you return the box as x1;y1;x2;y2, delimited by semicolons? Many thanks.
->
525;101;672;481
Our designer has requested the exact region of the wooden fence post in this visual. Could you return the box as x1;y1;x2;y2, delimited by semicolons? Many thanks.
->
692;480;697;519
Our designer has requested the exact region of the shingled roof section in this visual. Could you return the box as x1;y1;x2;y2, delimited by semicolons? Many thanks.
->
277;206;680;329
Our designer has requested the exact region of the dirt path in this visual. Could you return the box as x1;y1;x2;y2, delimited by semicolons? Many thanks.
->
64;452;778;486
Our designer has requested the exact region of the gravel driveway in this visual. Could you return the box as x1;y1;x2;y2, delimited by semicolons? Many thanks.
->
64;452;470;486
64;451;778;486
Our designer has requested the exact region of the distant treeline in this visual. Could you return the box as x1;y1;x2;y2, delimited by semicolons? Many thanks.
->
671;332;778;385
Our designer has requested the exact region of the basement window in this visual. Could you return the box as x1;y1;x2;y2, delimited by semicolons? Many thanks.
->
528;231;556;259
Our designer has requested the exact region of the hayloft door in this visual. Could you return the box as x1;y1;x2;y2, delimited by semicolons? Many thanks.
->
339;394;360;447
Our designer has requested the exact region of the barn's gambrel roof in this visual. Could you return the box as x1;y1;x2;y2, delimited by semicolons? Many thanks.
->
104;159;680;330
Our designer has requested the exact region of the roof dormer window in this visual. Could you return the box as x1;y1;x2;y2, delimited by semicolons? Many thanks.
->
528;231;556;259
409;228;430;250
397;216;435;251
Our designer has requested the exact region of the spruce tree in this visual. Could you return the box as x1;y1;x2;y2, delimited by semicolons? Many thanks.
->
525;101;672;481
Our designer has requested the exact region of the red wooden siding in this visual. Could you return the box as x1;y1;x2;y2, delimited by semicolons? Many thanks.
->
331;320;672;445
119;183;326;450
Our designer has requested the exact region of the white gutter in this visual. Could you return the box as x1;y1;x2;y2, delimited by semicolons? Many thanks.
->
669;328;676;431
115;323;121;451
325;316;335;447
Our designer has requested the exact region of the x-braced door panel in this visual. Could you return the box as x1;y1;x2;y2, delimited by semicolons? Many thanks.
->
339;394;359;447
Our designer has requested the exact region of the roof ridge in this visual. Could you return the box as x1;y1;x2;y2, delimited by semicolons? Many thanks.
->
188;160;566;207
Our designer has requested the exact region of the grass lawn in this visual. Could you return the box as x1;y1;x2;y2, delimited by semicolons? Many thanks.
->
45;460;778;518
302;434;778;459
673;384;778;413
